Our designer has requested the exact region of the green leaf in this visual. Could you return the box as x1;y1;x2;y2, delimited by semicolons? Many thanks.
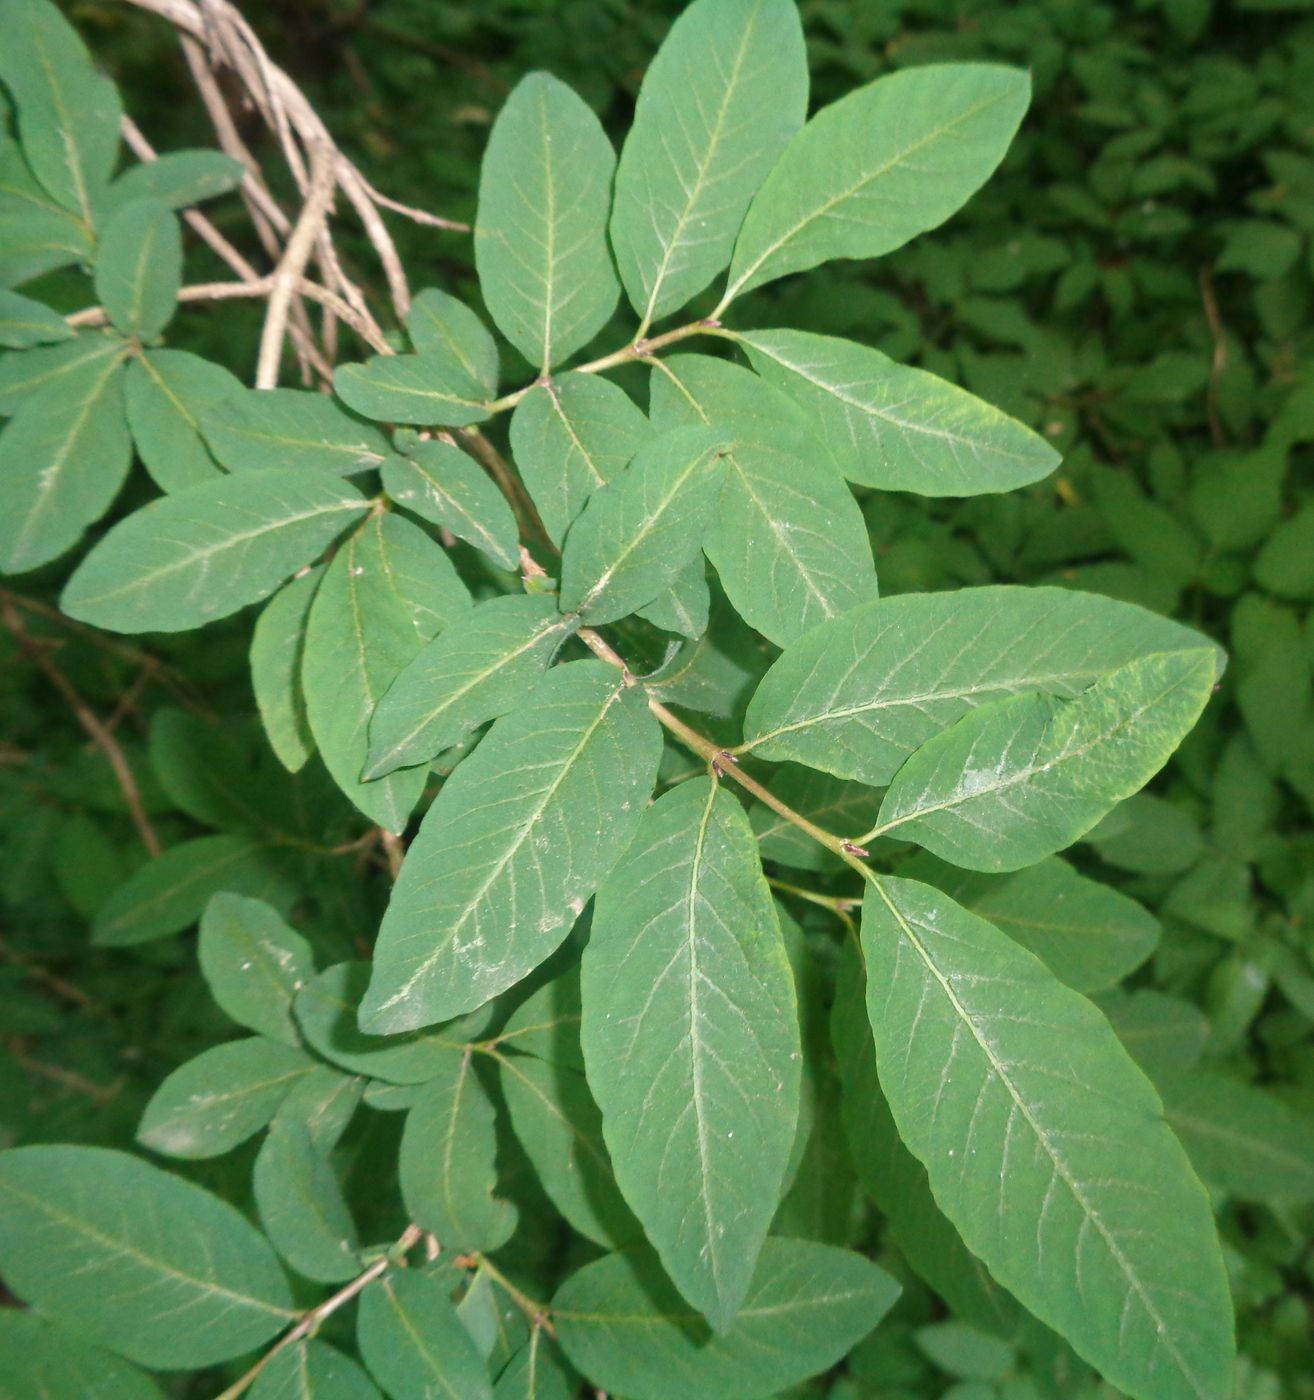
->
492;1338;570;1400
399;1050;518;1252
250;566;323;773
361;661;661;1033
0;0;122;224
198;892;315;1046
94;198;182;338
303;513;469;830
475;72;619;369
407;287;499;397
254;1120;361;1282
495;967;585;1069
500;1049;639;1248
106;149;245;212
903;854;1159;994
651;354;877;645
137;1037;314;1159
1156;1071;1314;1205
862;874;1234;1400
553;1239;899;1400
125;348;240;491
743;586;1223;787
582;777;800;1331
273;1066;364;1153
0;331;124;413
295;962;476;1084
0;1311;164;1400
1253;502;1314;599
357;1271;493;1400
0;1145;293;1368
0;203;93;286
382;437;520;569
366;593;576;779
610;0;807;326
637;558;710;637
92;834;294;947
251;1339;382;1400
738;328;1059;494
873;650;1217;871
831;940;1020;1336
334;352;491;428
559;425;727;623
723;64;1031;302
916;1323;1015;1382
202;388;394;475
0;287;74;347
0;343;130;574
509;372;652;545
62;470;370;632
1099;990;1209;1077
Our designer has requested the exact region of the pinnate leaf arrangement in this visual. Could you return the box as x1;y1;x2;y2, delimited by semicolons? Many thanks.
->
0;0;1242;1396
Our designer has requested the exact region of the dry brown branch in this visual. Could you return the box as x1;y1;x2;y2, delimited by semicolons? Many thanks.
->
2;603;163;859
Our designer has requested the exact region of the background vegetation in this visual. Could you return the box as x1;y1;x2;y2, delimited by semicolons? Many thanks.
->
2;0;1312;1395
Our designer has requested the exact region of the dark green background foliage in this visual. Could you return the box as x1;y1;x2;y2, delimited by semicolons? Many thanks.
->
2;0;1313;1397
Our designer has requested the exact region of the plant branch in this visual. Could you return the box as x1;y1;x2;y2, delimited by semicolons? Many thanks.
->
2;603;162;859
213;1224;423;1400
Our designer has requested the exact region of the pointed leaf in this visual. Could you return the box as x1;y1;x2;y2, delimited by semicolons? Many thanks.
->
400;1050;518;1252
92;834;294;947
475;73;619;369
302;514;469;830
254;1120;361;1282
202;388;393;474
739;328;1059;493
357;1271;493;1400
0;345;130;573
499;1050;639;1248
362;661;661;1032
743;586;1223;787
198;892;315;1046
559;425;727;623
724;64;1030;302
407;287;499;396
0;1312;163;1400
651;354;876;645
366;593;576;779
0;0;121;224
61;470;370;633
553;1239;899;1400
611;0;807;325
0;1145;293;1368
251;1339;382;1400
106;149;245;212
137;1038;314;1160
874;650;1217;871
94;197;181;338
250;566;323;773
125;348;240;491
862;874;1234;1400
903;854;1159;994
335;352;490;428
0;287;74;347
582;777;800;1331
383;437;520;569
509;372;652;544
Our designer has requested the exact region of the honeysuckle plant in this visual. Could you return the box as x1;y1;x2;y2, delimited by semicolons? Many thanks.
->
0;0;1249;1396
